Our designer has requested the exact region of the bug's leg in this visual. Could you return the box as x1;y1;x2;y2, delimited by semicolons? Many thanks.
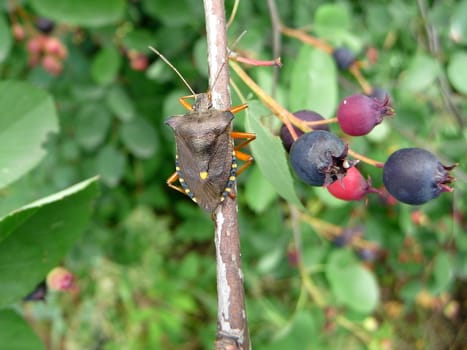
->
178;95;196;110
234;149;254;176
167;171;187;195
229;103;248;114
231;131;256;151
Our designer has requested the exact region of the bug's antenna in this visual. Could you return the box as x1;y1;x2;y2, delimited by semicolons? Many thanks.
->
149;46;196;96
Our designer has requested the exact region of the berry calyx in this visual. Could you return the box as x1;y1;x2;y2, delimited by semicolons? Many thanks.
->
382;148;456;205
327;166;379;201
337;94;394;136
290;130;357;186
280;110;329;152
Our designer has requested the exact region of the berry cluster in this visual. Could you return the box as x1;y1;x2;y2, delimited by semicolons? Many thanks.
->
282;93;457;206
14;18;68;75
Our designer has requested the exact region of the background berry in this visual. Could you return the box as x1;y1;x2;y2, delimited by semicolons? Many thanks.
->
332;46;357;70
383;148;455;205
337;93;394;136
280;110;329;152
35;17;55;34
290;130;354;186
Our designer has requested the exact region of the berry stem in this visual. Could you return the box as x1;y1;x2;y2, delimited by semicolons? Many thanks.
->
348;149;384;168
280;26;333;54
349;64;373;95
230;59;304;139
229;53;282;67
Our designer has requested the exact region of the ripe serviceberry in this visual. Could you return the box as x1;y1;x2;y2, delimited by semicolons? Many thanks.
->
383;148;456;205
327;166;379;201
280;110;329;152
332;46;357;70
290;130;356;186
35;17;55;34
337;94;394;136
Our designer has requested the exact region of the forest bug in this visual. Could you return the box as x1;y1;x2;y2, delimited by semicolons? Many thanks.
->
149;47;255;213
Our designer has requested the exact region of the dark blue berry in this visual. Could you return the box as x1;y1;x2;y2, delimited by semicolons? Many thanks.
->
383;148;456;205
290;130;356;186
23;280;47;301
35;18;55;34
280;110;329;152
332;47;357;70
356;247;378;262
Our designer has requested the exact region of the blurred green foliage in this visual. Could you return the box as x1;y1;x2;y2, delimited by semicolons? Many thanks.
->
0;0;466;349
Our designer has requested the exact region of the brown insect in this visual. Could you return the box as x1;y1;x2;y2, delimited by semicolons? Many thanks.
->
149;47;255;212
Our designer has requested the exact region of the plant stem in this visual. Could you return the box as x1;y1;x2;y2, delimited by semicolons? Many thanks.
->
203;1;250;349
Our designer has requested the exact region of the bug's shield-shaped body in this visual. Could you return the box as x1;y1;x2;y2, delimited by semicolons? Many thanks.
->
166;95;236;212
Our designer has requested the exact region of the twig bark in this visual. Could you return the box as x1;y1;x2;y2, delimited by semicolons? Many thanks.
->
203;1;250;349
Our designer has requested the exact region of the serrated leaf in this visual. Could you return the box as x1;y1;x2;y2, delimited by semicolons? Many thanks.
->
75;104;112;150
0;177;99;307
29;0;125;27
289;46;337;117
105;86;136;122
245;101;302;208
0;310;45;350
447;51;467;95
0;81;59;190
0;14;12;63
326;249;380;314
120;117;157;159
399;54;440;92
96;144;126;187
91;46;122;85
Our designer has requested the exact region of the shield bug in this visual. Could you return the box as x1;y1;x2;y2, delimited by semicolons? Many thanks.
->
149;47;255;213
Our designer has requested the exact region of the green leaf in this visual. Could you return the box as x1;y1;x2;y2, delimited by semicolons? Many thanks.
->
0;81;59;190
120;117;157;159
0;310;45;350
75;104;112;151
399;53;440;92
0;14;12;63
314;3;351;39
245;101;302;208
96;144;126;187
0;177;99;307
447;51;467;95
245;166;278;213
450;0;467;45
142;0;202;27
289;46;338;117
29;0;125;27
431;251;454;294
123;29;154;52
105;86;136;122
326;249;380;314
91;46;122;85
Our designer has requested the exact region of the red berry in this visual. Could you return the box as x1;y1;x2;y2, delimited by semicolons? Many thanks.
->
337;94;394;136
42;54;63;75
27;37;44;55
327;166;378;201
46;267;74;291
130;53;149;71
12;23;25;41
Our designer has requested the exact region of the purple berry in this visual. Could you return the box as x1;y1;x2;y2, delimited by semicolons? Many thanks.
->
280;110;329;152
35;18;55;34
333;47;357;70
383;148;456;205
337;94;394;136
23;280;47;301
290;130;356;186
